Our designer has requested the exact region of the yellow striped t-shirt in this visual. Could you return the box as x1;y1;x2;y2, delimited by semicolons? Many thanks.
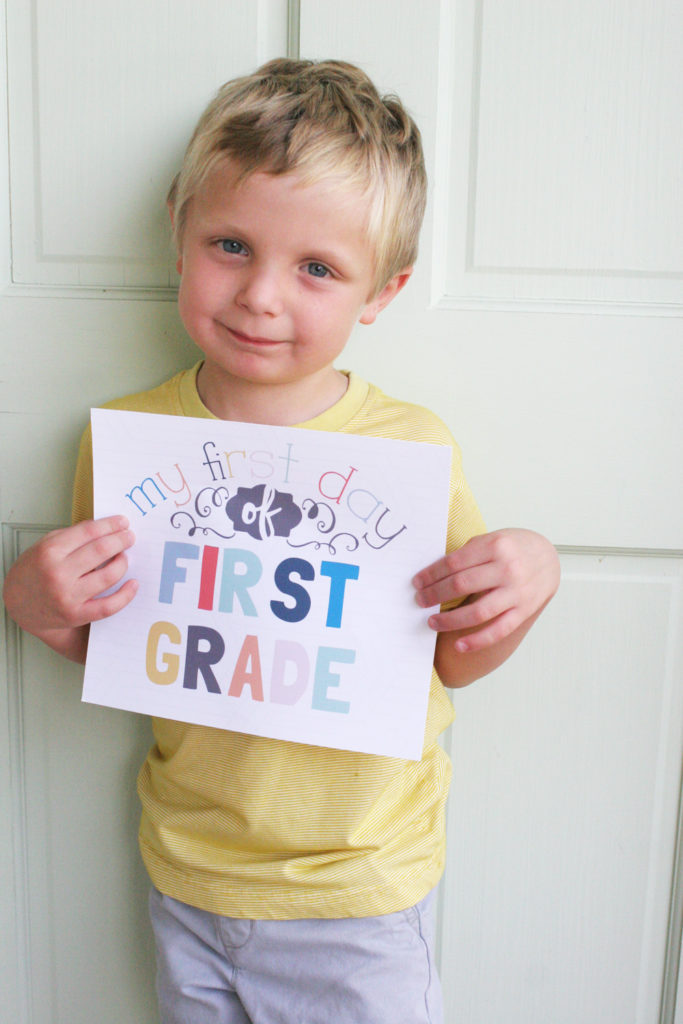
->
72;363;485;918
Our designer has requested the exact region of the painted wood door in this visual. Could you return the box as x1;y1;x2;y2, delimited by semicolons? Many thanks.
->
1;2;682;1022
299;2;683;1022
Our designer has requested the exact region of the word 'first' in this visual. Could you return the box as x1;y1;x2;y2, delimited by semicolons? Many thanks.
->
159;541;360;628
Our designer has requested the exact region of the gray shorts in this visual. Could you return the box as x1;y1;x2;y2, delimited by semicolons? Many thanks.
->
149;885;443;1024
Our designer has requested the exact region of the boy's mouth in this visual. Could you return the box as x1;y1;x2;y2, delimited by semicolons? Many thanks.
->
227;326;284;347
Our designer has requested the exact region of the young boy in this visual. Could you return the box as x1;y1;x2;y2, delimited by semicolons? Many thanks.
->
3;59;560;1023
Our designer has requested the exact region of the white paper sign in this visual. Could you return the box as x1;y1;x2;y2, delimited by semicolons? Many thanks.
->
83;408;451;760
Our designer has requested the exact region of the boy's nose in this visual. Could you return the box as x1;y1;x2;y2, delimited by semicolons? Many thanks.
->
235;266;284;317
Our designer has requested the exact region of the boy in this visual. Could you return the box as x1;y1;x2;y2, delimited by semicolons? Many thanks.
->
3;60;560;1023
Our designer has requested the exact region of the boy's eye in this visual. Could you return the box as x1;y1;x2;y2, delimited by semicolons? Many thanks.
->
306;262;330;279
219;239;247;255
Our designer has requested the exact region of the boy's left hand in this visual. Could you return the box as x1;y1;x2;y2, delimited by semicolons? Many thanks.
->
412;528;560;660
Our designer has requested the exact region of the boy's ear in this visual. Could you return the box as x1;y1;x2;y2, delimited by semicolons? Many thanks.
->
359;269;413;325
167;200;183;275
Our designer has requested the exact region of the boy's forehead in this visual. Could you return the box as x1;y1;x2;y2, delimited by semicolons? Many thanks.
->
188;158;375;242
194;156;370;215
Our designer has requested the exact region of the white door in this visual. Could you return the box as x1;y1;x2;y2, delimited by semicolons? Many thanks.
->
300;2;683;1023
2;2;681;1022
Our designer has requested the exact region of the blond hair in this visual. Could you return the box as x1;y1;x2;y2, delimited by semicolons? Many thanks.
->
168;59;427;295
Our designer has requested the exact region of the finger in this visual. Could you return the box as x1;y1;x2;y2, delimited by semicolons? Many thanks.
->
426;588;512;634
81;578;139;623
450;608;524;654
36;550;133;628
44;516;132;559
412;541;490;590
415;562;502;609
73;551;133;604
67;526;135;579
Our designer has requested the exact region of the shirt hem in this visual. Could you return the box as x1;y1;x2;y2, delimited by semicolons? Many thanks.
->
139;838;446;920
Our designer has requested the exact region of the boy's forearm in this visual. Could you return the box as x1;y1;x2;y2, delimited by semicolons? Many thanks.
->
435;607;544;688
27;624;89;665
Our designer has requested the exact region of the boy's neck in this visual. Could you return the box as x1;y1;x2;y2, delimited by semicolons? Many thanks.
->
196;362;349;426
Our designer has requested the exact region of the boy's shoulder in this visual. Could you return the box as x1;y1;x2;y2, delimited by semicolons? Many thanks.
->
352;379;460;451
101;364;203;419
71;365;203;524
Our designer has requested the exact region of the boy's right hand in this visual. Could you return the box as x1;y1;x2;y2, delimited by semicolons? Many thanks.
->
2;516;137;664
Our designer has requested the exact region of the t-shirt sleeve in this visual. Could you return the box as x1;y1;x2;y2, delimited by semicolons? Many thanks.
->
437;437;487;615
69;365;199;526
71;424;94;525
445;438;487;553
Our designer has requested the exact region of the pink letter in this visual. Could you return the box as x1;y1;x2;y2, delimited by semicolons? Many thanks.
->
228;635;264;701
270;640;310;706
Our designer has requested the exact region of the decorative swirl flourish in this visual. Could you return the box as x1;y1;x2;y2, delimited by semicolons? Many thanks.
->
195;486;231;518
327;532;360;555
287;532;359;555
170;510;236;540
300;498;336;534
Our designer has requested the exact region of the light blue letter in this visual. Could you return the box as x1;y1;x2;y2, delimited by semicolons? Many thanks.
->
159;542;199;604
312;647;354;714
219;549;262;617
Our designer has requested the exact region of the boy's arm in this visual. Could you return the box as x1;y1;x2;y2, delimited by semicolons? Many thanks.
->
2;516;137;664
412;528;560;688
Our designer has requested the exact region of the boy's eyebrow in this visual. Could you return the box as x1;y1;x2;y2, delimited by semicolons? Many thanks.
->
192;212;243;236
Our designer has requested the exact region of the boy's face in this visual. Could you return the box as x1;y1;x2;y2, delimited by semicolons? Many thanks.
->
174;158;409;421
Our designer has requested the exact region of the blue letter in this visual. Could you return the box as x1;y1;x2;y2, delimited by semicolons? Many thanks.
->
218;549;262;617
312;647;354;714
270;558;314;623
159;542;199;604
320;561;360;628
125;476;167;516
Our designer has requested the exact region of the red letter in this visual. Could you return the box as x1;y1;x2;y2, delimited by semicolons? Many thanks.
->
198;545;219;610
318;466;357;504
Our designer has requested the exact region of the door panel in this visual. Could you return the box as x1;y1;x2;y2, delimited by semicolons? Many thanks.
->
443;552;683;1023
